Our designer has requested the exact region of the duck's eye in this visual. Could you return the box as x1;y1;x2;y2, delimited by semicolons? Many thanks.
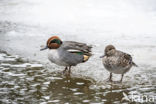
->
50;39;62;44
50;39;56;43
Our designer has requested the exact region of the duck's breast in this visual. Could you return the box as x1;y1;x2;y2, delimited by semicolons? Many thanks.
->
102;56;132;74
48;49;69;66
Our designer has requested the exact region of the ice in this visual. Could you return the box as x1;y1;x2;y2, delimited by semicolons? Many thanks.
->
0;0;156;83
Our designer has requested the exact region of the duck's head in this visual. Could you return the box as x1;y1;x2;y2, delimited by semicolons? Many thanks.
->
100;45;116;58
40;36;62;51
105;45;116;56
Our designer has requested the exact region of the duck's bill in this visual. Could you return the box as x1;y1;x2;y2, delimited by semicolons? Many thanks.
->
40;46;48;51
100;55;105;58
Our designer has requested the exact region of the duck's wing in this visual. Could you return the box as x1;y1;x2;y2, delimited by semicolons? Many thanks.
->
61;41;92;62
62;41;92;55
117;51;137;67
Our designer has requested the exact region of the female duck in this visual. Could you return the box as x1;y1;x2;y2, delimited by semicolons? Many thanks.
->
100;45;137;82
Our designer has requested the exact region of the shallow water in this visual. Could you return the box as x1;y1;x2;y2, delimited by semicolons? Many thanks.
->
0;0;156;104
0;51;155;104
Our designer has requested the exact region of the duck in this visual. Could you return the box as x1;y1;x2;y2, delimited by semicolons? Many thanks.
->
40;36;92;76
100;45;137;82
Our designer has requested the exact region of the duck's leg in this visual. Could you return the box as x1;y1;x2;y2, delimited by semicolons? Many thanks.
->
120;74;124;82
109;73;113;82
63;66;68;74
68;66;71;75
107;73;113;82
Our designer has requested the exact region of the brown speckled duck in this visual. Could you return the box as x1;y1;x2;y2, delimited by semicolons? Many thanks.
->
100;45;137;82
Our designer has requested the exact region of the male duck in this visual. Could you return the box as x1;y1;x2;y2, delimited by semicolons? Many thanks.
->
41;36;92;75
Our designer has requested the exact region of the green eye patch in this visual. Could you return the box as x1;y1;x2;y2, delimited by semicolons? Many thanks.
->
50;39;62;44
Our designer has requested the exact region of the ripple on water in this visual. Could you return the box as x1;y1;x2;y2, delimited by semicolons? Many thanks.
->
0;52;155;104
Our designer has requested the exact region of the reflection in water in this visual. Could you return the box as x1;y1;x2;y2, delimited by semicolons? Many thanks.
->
0;51;155;104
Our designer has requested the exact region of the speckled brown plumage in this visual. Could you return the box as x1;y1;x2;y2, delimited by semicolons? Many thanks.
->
101;45;137;82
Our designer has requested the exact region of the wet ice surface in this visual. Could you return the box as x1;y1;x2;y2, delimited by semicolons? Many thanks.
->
0;0;156;104
0;51;155;104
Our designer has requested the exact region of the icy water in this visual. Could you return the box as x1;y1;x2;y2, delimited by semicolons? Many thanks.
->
0;0;156;104
0;51;155;104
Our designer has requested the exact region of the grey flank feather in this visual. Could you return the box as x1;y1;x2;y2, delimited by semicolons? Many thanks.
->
61;41;92;56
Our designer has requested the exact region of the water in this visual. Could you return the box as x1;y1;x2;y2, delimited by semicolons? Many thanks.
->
0;0;156;104
0;51;155;104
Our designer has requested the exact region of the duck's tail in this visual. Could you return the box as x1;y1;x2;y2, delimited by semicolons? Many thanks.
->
83;55;91;62
82;52;92;62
